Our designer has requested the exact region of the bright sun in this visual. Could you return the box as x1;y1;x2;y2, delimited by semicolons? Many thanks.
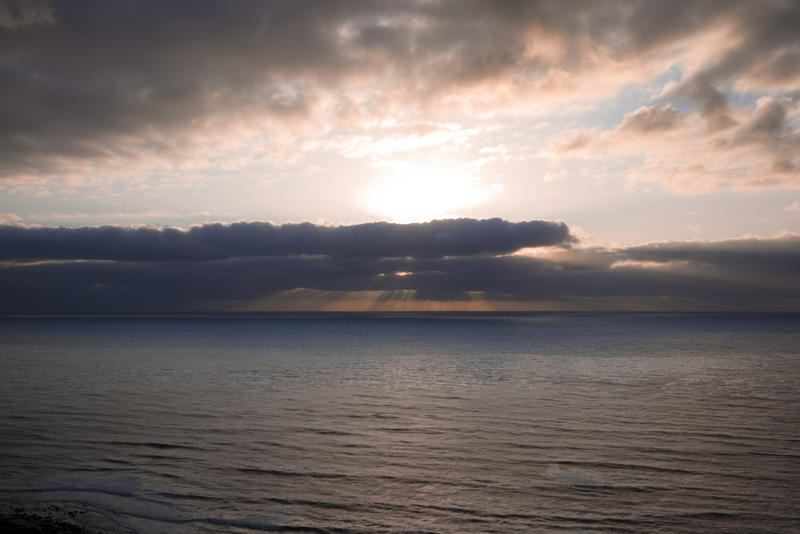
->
361;162;496;222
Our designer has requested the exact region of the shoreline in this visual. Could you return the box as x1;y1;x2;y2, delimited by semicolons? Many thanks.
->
0;502;133;534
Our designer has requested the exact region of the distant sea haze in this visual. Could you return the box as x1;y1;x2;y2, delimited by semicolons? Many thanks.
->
0;313;798;533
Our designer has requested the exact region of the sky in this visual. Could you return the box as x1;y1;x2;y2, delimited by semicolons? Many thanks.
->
1;0;799;313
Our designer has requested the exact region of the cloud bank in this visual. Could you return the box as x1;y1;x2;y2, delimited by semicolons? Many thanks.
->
1;219;797;313
0;218;573;261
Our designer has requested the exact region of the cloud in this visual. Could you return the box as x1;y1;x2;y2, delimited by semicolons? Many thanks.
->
0;212;21;224
726;99;800;166
0;218;575;261
1;221;798;313
619;235;800;276
552;105;686;153
617;105;685;134
551;130;599;153
2;1;798;185
664;1;800;111
553;97;800;191
0;0;54;30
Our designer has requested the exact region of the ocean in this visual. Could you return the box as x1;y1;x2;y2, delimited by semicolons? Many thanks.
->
0;313;798;533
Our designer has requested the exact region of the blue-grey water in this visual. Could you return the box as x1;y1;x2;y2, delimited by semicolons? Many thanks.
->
0;313;798;533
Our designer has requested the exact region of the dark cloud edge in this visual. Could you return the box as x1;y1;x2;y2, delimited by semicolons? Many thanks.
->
0;218;576;261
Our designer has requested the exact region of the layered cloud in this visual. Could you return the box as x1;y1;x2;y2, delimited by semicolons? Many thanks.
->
0;218;574;261
1;219;797;313
1;0;798;193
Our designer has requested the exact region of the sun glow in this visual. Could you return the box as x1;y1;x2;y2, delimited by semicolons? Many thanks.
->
361;162;493;222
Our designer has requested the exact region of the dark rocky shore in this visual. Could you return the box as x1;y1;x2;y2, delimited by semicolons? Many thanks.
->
0;506;88;533
0;503;131;534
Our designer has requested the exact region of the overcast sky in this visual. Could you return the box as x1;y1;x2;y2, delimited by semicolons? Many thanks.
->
1;0;799;312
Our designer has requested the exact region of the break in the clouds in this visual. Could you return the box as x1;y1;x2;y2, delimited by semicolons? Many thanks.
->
1;0;798;194
1;220;798;313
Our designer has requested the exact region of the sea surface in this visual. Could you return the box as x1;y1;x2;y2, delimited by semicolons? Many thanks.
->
0;313;798;533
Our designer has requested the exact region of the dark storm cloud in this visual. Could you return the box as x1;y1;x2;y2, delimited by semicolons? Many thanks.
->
1;224;798;313
0;218;575;261
2;0;798;177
